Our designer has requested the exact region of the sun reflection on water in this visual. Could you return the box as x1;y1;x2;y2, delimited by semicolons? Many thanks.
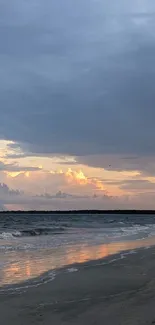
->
1;236;155;287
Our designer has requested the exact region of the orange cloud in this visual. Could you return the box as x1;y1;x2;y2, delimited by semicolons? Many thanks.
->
7;172;23;178
66;168;88;184
65;168;105;191
5;167;106;195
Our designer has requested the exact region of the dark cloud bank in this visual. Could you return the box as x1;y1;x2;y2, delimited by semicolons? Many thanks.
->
0;0;155;169
0;161;40;172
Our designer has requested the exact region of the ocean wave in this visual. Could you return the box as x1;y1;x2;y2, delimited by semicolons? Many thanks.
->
0;232;16;240
119;225;150;236
0;227;66;239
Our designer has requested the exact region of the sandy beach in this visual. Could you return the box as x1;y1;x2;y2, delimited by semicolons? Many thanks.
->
1;246;155;324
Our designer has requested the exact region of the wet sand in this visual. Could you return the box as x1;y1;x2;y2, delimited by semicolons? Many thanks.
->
1;247;155;324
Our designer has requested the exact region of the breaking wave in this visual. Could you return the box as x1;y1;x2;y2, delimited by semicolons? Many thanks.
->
0;227;66;239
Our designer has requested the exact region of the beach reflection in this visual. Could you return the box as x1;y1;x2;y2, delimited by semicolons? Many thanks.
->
1;236;155;286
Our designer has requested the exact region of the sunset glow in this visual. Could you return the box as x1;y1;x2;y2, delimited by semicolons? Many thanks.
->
1;142;155;210
7;172;23;178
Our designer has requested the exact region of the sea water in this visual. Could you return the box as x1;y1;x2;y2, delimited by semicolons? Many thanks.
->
0;213;155;289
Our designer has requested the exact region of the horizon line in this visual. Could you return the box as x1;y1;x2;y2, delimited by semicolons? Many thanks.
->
1;209;155;214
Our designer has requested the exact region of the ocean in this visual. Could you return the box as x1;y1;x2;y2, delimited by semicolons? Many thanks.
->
1;212;155;291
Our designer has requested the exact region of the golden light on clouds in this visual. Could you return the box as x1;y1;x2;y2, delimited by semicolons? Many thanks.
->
95;180;105;191
65;168;105;191
0;140;13;157
5;166;112;194
7;172;23;178
1;138;155;209
7;171;31;178
66;168;88;185
25;171;30;178
3;159;144;199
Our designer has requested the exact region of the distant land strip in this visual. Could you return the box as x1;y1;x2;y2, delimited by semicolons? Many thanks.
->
1;210;155;214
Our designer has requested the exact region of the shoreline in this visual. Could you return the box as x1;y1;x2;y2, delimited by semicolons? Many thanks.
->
1;244;155;324
1;238;155;294
0;243;153;294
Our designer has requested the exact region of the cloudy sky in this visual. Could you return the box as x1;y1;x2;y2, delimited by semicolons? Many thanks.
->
0;0;155;210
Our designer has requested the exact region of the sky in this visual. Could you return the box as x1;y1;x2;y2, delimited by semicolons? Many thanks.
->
1;0;155;210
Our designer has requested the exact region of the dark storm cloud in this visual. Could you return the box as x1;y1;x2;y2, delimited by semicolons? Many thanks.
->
103;179;155;191
1;0;155;157
120;179;155;190
0;161;41;172
76;155;155;175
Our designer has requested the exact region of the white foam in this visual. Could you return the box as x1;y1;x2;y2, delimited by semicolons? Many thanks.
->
0;232;14;240
144;246;151;249
123;250;137;255
120;225;149;237
120;250;137;259
67;268;78;273
0;231;22;240
0;270;56;294
13;231;22;237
